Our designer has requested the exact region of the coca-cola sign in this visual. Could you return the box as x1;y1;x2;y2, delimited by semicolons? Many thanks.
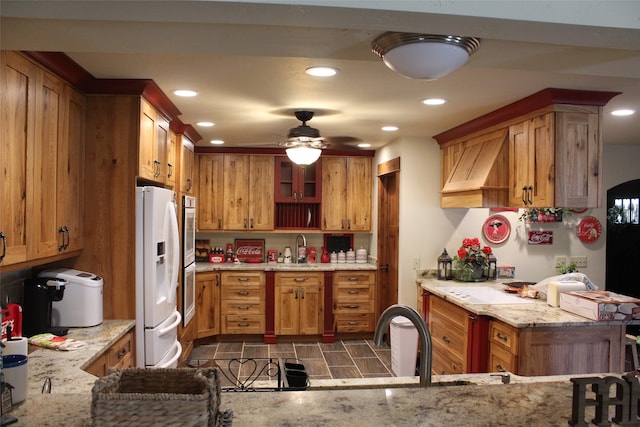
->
528;231;553;245
234;239;265;262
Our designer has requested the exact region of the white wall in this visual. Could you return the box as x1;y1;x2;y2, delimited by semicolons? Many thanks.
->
373;140;640;307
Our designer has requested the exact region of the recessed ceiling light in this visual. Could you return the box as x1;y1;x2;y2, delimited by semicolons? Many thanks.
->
611;109;635;116
358;143;372;148
197;121;215;127
381;126;398;132
422;98;446;105
210;140;224;145
173;89;198;97
305;66;338;77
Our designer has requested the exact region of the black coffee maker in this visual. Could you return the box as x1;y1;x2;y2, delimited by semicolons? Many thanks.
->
22;277;68;337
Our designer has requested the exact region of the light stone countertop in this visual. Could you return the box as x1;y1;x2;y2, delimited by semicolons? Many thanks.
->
196;261;377;273
419;277;640;328
8;319;135;426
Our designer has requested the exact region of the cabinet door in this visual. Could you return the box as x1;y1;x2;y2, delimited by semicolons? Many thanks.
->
31;70;65;258
166;129;177;187
322;157;347;230
508;114;554;207
248;155;275;230
0;51;33;265
275;157;321;203
139;98;158;181
224;154;250;230
345;157;372;231
555;111;601;207
195;272;220;338
275;284;299;335
197;154;225;230
180;136;195;194
299;284;324;335
57;85;85;252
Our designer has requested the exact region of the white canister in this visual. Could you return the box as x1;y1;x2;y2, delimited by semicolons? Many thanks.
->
356;247;368;264
346;248;355;263
3;354;28;403
283;246;292;264
337;250;346;263
2;337;29;356
330;251;338;263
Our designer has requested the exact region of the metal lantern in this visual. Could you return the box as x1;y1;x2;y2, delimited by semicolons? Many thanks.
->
437;249;453;280
486;253;497;280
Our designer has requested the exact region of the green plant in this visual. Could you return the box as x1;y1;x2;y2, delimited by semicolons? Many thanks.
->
607;206;624;225
518;207;567;222
557;261;578;274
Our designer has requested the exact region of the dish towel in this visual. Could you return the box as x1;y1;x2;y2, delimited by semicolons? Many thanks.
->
29;333;87;351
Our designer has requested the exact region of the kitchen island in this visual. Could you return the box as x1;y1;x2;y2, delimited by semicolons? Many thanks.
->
418;276;639;376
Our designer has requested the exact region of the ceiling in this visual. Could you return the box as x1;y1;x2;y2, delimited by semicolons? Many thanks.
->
2;1;639;150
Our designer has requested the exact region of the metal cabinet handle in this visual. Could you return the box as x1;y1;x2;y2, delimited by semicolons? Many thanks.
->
237;306;250;310
237;277;250;282
347;321;359;325
167;163;173;178
217;218;222;229
58;226;69;250
186;178;192;192
237;291;250;296
238;323;250;327
341;219;345;229
0;231;6;261
243;218;248;229
346;305;359;309
442;336;451;344
527;185;533;205
496;332;508;342
301;288;305;299
294;192;297;202
294;288;299;299
250;218;254;229
300;192;303;201
495;364;505;372
117;348;127;359
153;160;161;177
347;218;351;229
348;277;359;282
521;186;527;205
347;290;359;294
294;278;307;282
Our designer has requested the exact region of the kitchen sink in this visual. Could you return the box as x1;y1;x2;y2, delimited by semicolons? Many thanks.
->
443;286;535;305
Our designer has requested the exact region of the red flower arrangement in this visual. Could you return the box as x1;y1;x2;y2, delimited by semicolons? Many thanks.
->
453;237;492;281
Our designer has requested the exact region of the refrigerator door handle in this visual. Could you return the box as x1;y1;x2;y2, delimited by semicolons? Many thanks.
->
158;310;182;336
165;201;180;305
154;341;183;368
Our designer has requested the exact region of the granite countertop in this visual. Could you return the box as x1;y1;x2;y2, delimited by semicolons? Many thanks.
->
9;319;135;426
419;277;639;328
196;261;377;272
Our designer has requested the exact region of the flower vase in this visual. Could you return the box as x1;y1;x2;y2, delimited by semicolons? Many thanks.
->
455;264;487;282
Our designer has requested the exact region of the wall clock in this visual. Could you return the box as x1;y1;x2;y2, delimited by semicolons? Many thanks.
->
482;214;511;244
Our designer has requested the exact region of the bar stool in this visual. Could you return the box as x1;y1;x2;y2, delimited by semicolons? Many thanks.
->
625;334;639;370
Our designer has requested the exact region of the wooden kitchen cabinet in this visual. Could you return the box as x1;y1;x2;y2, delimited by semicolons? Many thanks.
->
275;272;324;336
220;271;265;335
487;320;519;373
179;316;196;363
322;156;372;231
224;154;274;231
197;154;225;230
427;295;488;375
274;156;321;203
84;329;135;376
0;51;85;268
195;272;221;338
166;128;177;188
179;135;195;194
139;97;170;183
333;271;376;333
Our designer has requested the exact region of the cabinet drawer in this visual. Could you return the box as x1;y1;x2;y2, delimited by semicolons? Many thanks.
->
430;314;466;360
489;320;518;354
333;272;374;286
430;297;468;330
221;300;265;315
222;315;265;334
431;347;464;375
221;272;264;286
334;284;374;300
488;343;517;373
333;300;374;314
108;331;134;369
221;284;263;301
276;272;323;286
334;314;375;333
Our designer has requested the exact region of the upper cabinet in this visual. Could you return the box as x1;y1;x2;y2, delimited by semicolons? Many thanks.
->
166;128;177;188
139;98;170;184
179;135;195;194
436;88;619;209
1;51;85;268
197;154;274;231
322;156;372;231
274;156;322;229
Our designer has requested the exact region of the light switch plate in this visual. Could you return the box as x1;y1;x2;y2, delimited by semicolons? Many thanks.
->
570;256;588;268
555;256;567;268
412;257;420;269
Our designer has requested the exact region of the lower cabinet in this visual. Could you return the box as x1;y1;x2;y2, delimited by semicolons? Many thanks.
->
179;317;196;363
275;272;324;335
220;271;265;334
195;272;221;338
85;330;135;376
333;271;376;333
487;320;519;373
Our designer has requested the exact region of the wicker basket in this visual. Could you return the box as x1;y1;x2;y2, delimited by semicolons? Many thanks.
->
91;367;221;426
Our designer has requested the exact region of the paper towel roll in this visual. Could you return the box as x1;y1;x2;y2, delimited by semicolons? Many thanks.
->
2;336;29;356
547;281;587;307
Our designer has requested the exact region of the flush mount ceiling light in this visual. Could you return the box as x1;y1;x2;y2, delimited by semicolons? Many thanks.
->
381;126;398;132
210;139;224;145
278;111;327;165
372;32;480;80
305;66;338;77
611;109;635;116
173;89;198;97
423;98;446;105
197;121;215;127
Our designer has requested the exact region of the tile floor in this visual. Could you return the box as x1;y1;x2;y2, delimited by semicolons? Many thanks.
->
187;339;395;385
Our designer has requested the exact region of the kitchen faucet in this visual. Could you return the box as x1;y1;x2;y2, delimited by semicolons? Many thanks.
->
374;304;432;387
295;234;307;264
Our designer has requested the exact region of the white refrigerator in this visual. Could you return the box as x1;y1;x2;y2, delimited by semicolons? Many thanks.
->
135;186;183;368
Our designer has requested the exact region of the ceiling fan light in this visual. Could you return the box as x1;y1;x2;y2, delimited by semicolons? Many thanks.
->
372;32;480;80
286;146;322;165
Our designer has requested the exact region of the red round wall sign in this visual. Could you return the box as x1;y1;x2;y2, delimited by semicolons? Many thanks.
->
576;216;602;243
482;214;511;244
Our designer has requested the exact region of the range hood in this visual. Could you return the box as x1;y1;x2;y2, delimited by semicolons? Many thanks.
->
440;128;509;208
